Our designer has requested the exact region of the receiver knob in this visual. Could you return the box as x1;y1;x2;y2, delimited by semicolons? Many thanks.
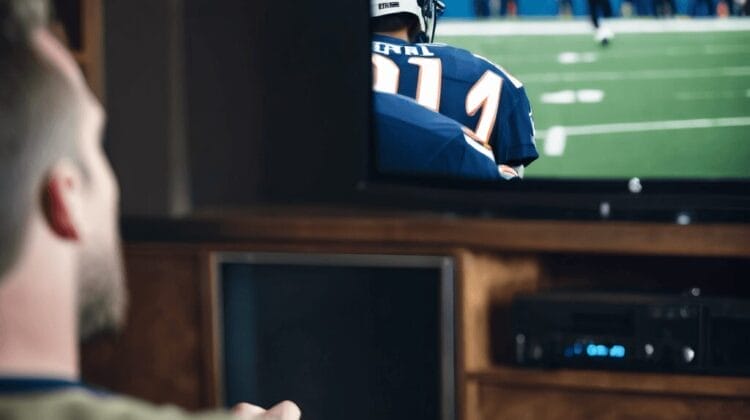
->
531;344;544;361
644;343;655;358
682;347;696;364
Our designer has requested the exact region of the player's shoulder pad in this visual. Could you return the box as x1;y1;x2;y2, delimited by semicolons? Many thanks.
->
424;42;525;89
472;53;524;89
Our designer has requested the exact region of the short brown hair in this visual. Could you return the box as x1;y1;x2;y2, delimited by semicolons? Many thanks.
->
0;0;82;277
371;13;421;42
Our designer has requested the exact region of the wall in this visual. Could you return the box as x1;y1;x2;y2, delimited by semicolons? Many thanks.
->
104;0;370;216
104;0;191;216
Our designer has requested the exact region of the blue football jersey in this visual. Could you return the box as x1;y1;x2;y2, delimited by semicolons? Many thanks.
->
374;91;503;181
372;34;539;168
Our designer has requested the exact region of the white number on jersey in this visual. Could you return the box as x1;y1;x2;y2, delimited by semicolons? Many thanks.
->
372;54;400;94
466;71;503;145
372;54;504;147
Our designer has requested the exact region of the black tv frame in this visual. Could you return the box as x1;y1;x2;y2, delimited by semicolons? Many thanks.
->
358;174;750;223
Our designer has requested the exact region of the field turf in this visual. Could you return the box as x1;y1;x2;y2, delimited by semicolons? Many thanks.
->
439;21;750;180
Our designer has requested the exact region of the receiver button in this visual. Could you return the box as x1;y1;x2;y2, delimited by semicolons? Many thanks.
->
644;343;655;358
682;347;696;364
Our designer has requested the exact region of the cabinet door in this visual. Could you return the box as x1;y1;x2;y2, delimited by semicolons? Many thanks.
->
218;253;456;420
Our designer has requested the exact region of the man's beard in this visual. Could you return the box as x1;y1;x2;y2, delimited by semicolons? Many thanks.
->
76;235;127;341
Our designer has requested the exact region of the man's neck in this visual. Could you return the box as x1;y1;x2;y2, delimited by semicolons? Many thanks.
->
376;29;410;42
0;218;79;380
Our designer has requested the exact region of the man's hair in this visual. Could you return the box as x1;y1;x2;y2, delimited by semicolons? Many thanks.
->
0;0;82;278
371;13;421;42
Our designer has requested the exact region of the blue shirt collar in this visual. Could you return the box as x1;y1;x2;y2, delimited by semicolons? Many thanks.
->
372;33;410;45
0;377;87;395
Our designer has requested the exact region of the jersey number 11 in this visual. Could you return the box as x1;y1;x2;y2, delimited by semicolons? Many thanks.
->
372;54;503;147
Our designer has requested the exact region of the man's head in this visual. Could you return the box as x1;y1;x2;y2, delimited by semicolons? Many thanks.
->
0;0;125;339
371;0;446;43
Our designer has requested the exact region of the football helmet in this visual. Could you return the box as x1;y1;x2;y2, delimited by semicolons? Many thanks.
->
371;0;446;43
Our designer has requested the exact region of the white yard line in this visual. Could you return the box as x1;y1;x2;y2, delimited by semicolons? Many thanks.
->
543;127;568;156
520;66;750;83
537;117;750;157
482;44;750;65
437;18;750;37
537;116;750;140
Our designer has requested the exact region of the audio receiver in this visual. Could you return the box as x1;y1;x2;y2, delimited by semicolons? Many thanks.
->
511;291;750;375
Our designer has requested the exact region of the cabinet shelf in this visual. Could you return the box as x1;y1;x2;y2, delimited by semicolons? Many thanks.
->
466;366;750;399
78;211;750;419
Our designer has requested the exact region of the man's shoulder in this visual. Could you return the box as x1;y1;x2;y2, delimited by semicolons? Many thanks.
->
0;389;234;420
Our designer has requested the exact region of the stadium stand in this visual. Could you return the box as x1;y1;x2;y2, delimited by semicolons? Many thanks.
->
442;0;732;17
517;0;560;15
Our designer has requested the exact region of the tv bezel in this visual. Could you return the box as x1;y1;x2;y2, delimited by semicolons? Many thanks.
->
360;168;750;223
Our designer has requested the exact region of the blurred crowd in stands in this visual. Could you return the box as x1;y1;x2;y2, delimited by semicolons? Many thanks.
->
472;0;749;17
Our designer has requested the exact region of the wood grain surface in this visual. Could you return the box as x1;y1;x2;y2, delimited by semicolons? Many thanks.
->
123;210;750;258
475;384;750;420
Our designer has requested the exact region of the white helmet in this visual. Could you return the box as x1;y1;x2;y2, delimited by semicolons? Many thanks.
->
371;0;446;43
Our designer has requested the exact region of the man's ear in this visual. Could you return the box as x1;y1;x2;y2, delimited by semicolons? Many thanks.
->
41;160;84;241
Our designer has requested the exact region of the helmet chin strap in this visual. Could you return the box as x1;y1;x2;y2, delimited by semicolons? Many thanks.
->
414;8;432;43
431;0;446;43
416;0;443;43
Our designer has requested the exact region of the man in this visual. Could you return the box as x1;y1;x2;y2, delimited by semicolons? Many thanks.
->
474;0;511;18
587;0;614;45
375;91;521;181
692;0;716;15
474;0;491;17
0;1;299;419
653;0;678;17
371;0;538;177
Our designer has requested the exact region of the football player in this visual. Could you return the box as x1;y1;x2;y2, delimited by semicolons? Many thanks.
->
653;0;677;17
371;0;539;177
692;0;716;15
374;91;520;181
588;0;614;45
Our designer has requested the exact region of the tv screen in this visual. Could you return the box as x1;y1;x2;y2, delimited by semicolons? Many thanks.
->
368;0;750;220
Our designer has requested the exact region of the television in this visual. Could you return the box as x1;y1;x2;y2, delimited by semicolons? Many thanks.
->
364;1;750;223
215;253;456;420
148;0;750;223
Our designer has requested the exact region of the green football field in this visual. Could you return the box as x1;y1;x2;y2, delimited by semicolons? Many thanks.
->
440;23;750;180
